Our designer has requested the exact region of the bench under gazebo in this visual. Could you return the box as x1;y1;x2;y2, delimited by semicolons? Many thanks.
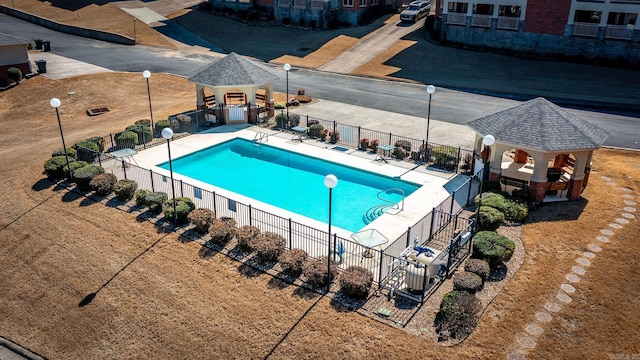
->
467;97;609;202
188;52;279;124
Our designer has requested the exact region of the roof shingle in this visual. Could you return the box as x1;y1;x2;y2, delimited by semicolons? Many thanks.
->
187;52;280;86
0;32;31;46
466;97;609;151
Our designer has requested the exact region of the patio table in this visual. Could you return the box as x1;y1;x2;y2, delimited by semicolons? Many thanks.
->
351;228;389;258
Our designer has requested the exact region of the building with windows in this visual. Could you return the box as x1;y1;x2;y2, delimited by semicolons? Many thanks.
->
208;0;397;27
434;0;640;63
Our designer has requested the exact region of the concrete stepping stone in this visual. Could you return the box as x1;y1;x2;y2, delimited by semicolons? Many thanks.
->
587;244;602;252
607;181;618;186
623;206;636;212
545;302;562;312
622;213;635;219
518;335;537;349
507;351;527;360
526;323;544;336
582;251;596;259
561;283;576;293
621;187;633;192
600;229;614;236
566;273;582;283
615;218;630;225
609;223;623;229
572;266;587;275
557;292;573;304
623;194;634;199
576;257;591;266
624;200;636;205
601;176;612;181
596;236;609;243
536;311;553;322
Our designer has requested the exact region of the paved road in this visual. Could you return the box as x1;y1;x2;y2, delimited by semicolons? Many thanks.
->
2;13;639;149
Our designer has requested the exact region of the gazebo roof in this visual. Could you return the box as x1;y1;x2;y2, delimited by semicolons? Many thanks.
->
0;32;30;46
187;52;280;87
467;97;608;151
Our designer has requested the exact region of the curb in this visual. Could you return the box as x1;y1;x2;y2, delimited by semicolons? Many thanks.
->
0;336;45;360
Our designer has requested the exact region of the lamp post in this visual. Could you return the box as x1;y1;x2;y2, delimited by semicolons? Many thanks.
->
425;85;435;149
162;128;178;225
475;134;495;230
283;63;291;124
143;70;154;133
133;17;137;44
50;98;72;180
324;174;338;292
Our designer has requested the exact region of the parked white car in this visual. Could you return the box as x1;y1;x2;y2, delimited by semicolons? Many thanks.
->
400;0;431;23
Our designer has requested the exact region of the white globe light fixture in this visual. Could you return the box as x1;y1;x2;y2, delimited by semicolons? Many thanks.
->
425;85;436;154
50;97;61;108
142;70;154;131
283;63;291;123
162;127;173;140
483;134;495;147
50;97;72;179
324;174;338;292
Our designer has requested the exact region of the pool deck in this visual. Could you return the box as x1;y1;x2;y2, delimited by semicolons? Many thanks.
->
115;124;455;246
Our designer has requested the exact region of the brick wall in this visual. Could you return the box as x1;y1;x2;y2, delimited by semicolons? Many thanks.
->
524;0;571;35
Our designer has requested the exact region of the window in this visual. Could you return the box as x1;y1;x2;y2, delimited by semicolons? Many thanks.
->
343;0;353;7
360;0;367;6
498;5;520;17
371;0;378;5
294;0;306;7
472;3;493;15
607;12;637;26
574;10;602;23
448;2;468;13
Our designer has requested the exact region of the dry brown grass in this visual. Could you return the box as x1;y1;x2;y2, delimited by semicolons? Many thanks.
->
351;39;417;78
1;69;639;360
0;0;176;49
270;35;359;68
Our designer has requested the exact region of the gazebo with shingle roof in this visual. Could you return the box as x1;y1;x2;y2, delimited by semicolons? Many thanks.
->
467;97;609;202
0;32;32;81
188;53;280;123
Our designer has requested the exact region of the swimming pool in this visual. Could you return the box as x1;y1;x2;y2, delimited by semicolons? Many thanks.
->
158;138;420;232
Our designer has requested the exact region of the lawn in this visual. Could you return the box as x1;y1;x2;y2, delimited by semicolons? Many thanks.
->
1;70;638;360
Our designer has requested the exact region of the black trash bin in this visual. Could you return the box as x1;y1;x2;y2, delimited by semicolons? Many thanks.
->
34;39;43;50
42;41;51;52
35;60;47;74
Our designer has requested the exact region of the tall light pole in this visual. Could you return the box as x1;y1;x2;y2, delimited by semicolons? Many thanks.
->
162;128;178;225
324;174;338;292
133;17;137;44
425;85;436;149
475;134;495;230
50;98;72;180
143;70;154;133
283;63;291;126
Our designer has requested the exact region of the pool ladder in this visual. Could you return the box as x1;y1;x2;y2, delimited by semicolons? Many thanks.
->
253;131;269;144
363;188;405;224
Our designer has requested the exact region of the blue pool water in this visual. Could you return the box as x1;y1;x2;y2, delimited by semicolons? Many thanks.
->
158;138;420;232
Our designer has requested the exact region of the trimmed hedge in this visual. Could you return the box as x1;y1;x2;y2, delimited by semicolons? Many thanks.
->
187;208;216;234
339;266;373;299
472;231;515;267
464;258;490;281
73;141;101;162
155;119;171;136
7;67;22;83
134;189;151;206
476;192;528;222
114;179;138;201
114;131;138;150
144;191;168;214
73;165;104;190
453;272;483;293
435;290;481;341
64;161;89;177
303;256;337;289
89;173;117;196
477;206;504;231
236;225;261;251
279;249;308;277
52;147;77;160
208;218;237;245
44;156;70;179
252;232;286;262
163;197;195;224
126;125;153;144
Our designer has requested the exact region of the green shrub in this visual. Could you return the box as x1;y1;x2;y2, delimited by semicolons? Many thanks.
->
339;266;373;299
174;114;192;132
279;249;308;277
73;165;104;190
511;188;533;203
89;173;117;196
44;156;69;179
52;147;77;160
64;161;88;177
7;67;22;83
477;206;504;231
236;225;261;251
435;290;481;341
114;179;138;201
432;145;459;170
476;192;528;222
125;125;153;144
187;208;216;234
453;272;483;293
155;119;171;136
472;231;516;267
329;131;340;143
134;189;151;206
84;136;106;153
144;191;168;214
275;113;288;128
274;102;285;109
303;256;337;289
135;119;151;126
251;232;286;262
163;198;195;224
114;131;138;150
394;139;411;152
73;141;101;162
464;259;490;281
308;124;324;138
394;147;407;159
208;218;237;245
